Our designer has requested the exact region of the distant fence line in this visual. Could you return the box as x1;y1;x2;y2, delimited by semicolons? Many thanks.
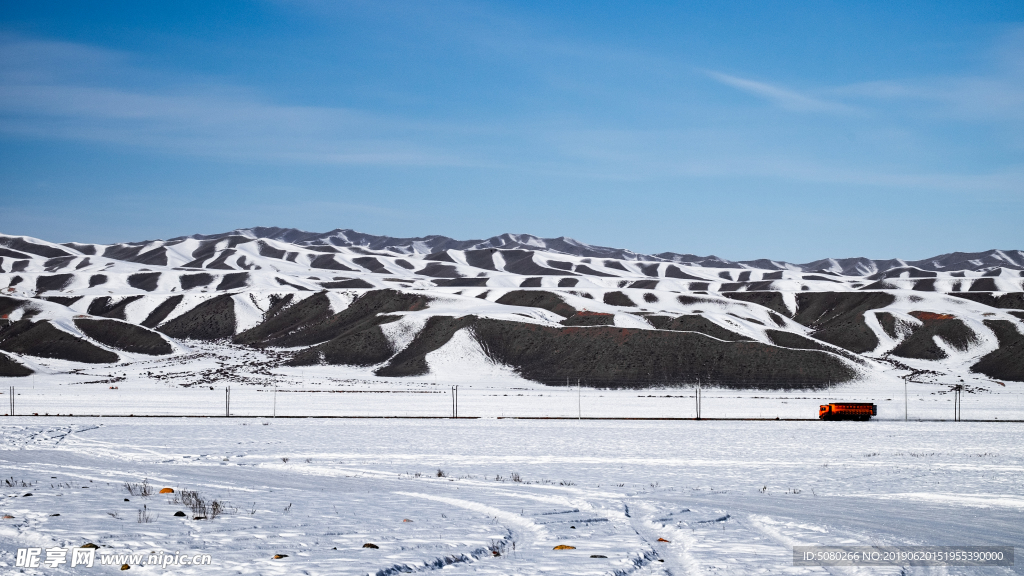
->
3;382;1020;422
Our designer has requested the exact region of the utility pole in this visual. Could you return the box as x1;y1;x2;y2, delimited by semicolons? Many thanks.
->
225;386;230;417
954;385;961;422
904;375;908;422
695;377;701;420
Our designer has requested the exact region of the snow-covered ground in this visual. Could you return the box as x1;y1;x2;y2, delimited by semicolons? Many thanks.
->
1;418;1022;575
3;340;1022;421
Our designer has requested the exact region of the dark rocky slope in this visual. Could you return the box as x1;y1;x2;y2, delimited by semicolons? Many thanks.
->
470;319;855;388
792;292;896;353
74;318;173;355
0;320;119;363
0;351;33;376
971;320;1024;381
890;312;978;360
159;294;236;340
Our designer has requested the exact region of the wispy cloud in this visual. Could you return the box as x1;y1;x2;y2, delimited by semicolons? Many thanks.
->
0;34;466;166
836;76;1024;121
527;124;1024;195
703;70;858;114
1;24;1021;198
834;26;1024;122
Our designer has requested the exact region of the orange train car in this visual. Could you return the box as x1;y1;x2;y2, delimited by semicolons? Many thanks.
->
819;402;877;421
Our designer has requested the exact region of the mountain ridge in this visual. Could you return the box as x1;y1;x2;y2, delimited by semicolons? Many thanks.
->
3;227;1018;274
2;228;1022;385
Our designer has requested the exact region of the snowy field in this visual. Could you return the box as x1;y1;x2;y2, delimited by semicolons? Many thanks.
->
1;418;1022;575
3;341;1023;422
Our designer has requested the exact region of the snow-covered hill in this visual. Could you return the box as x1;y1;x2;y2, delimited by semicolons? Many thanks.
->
1;228;1022;387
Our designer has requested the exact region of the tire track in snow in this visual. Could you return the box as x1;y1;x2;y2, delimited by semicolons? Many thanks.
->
60;434;171;460
394;491;551;543
390;491;551;574
1;425;97;449
749;514;967;576
747;514;903;576
627;500;693;576
394;490;664;576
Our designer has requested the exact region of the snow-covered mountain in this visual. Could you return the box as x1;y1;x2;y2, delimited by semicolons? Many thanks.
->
25;226;1022;272
1;228;1022;386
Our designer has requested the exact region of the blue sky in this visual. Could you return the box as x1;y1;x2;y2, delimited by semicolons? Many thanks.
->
1;1;1021;262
